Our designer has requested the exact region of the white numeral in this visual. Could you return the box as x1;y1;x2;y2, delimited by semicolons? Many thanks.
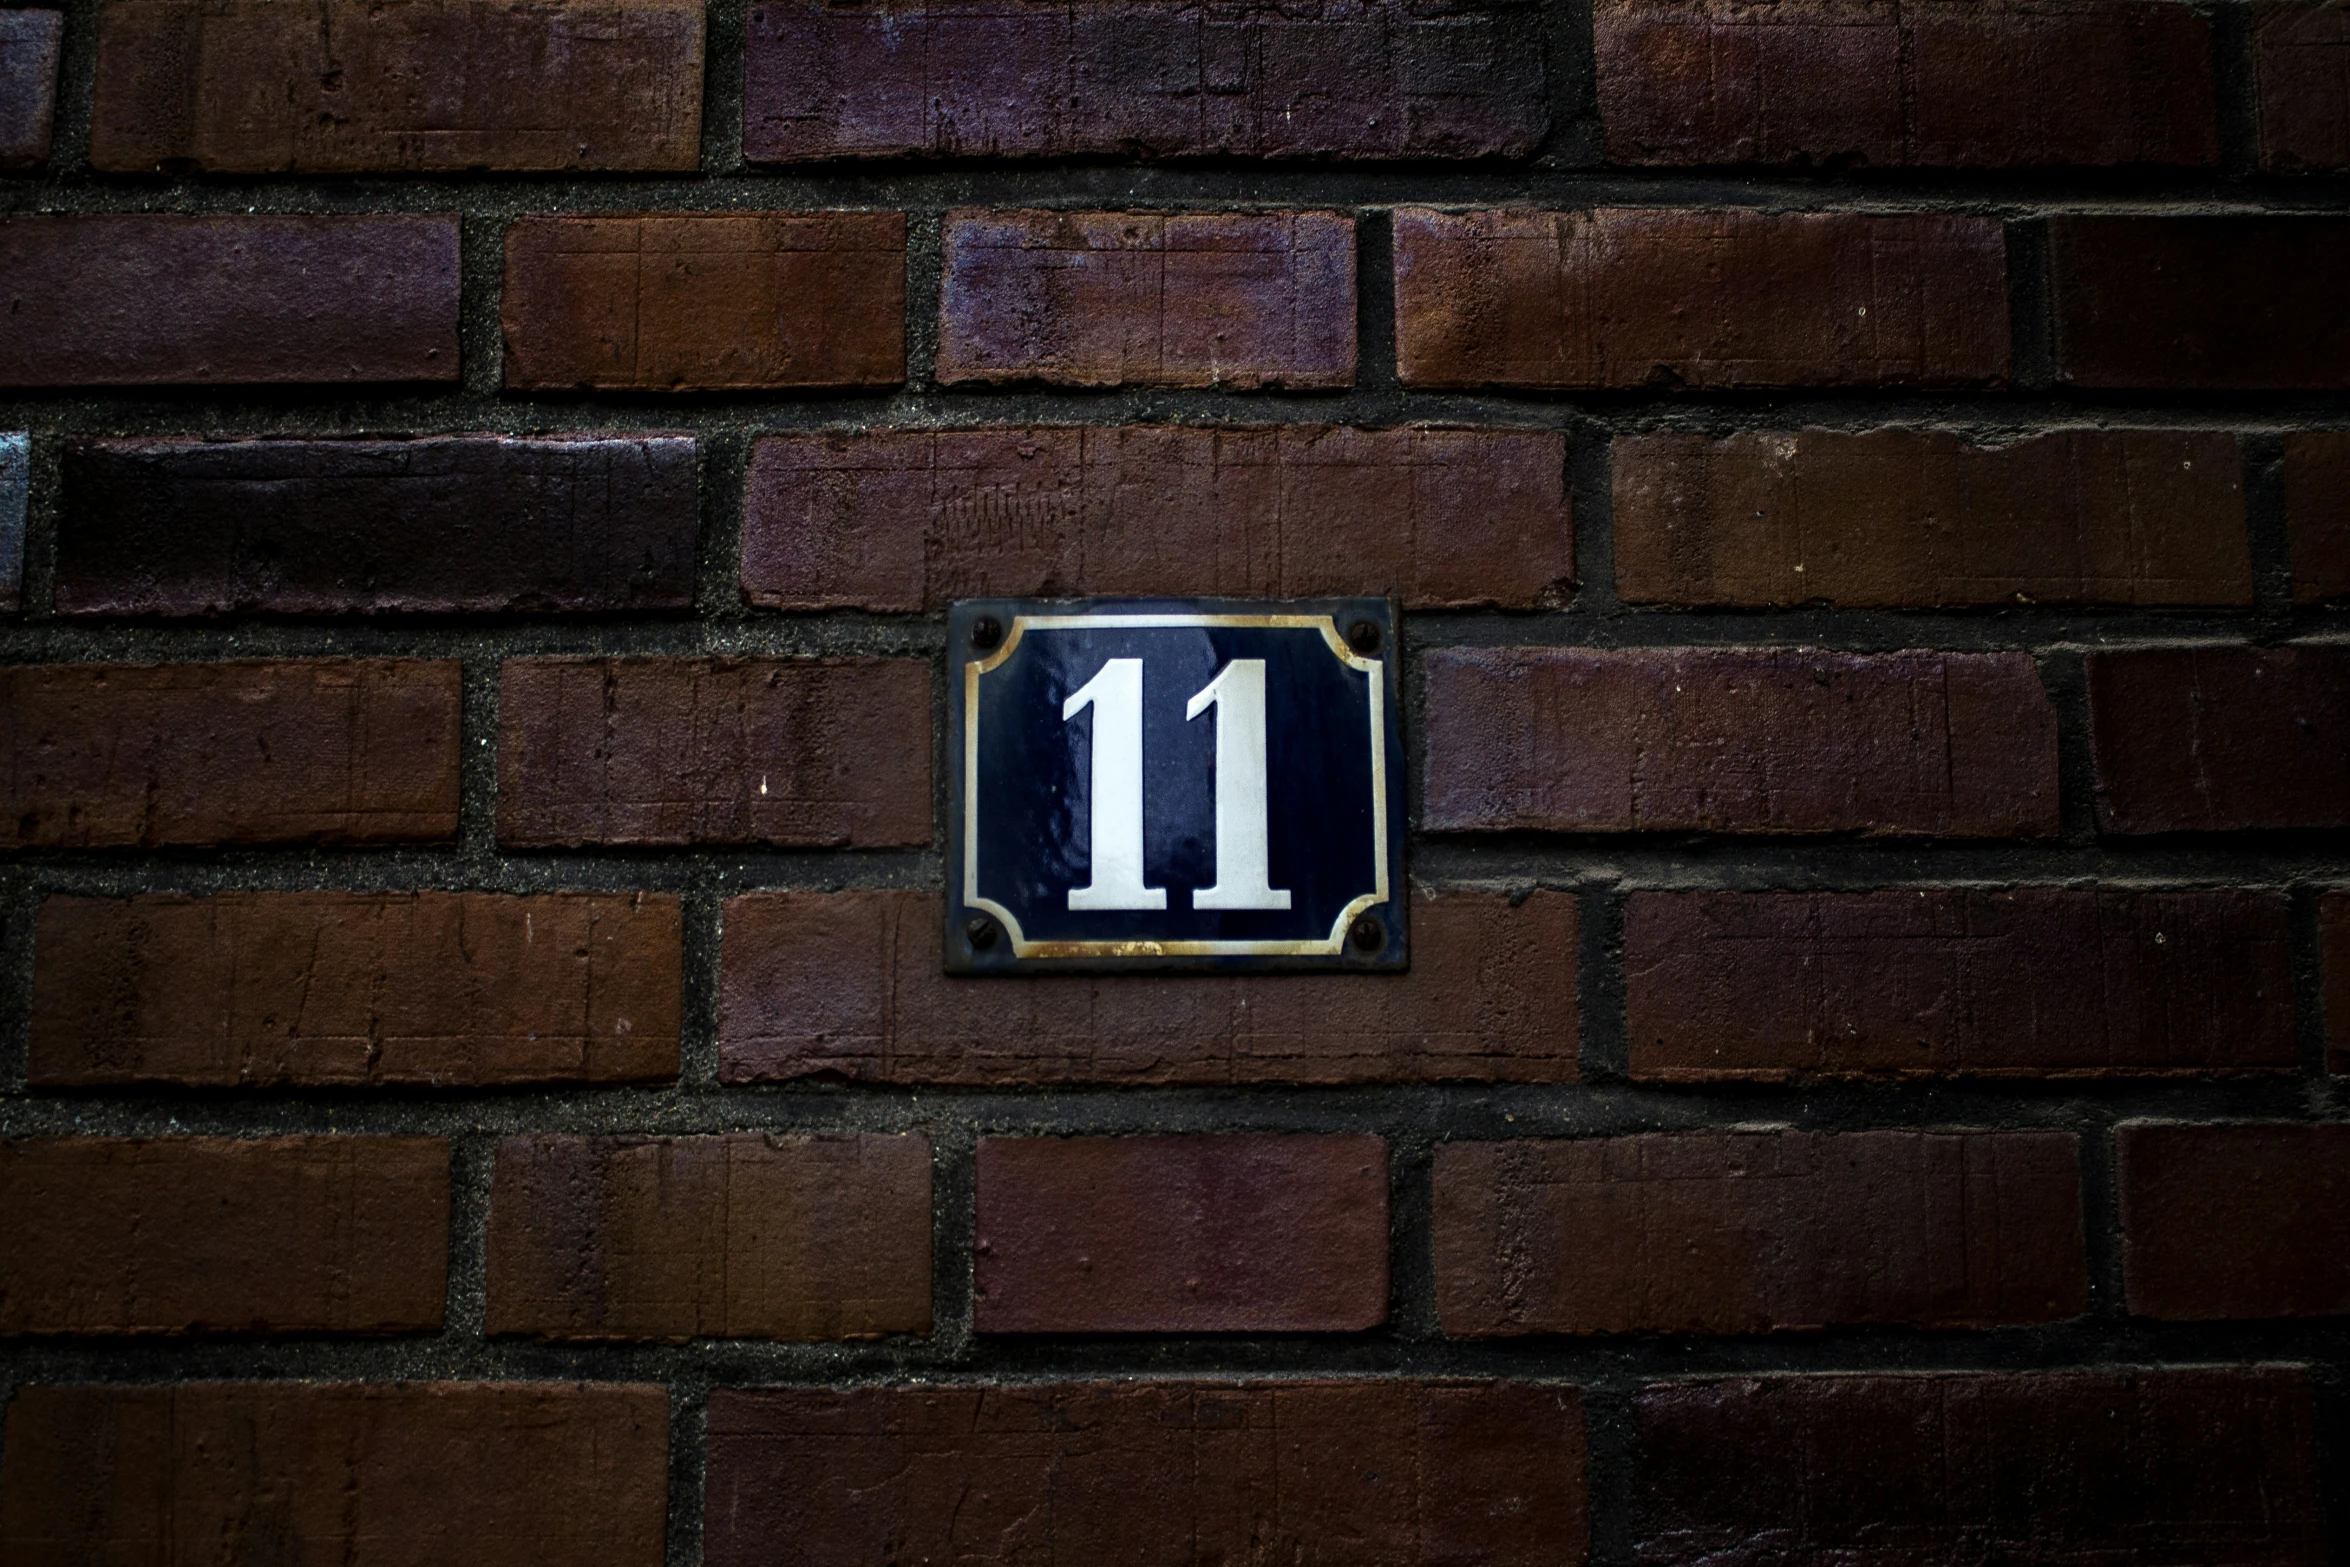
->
1185;659;1290;910
1063;658;1165;911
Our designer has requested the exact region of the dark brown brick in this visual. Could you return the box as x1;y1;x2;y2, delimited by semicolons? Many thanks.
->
707;1381;1585;1567
2086;645;2350;832
1435;1131;2086;1335
498;656;931;848
1634;1368;2324;1566
2050;216;2350;388
58;436;699;616
0;1136;448;1335
1598;0;2215;167
742;425;1571;611
2326;894;2350;1072
1614;428;2250;607
2256;0;2350;171
0;10;60;169
488;1134;930;1342
1;659;462;849
29;892;681;1088
1393;207;2008;389
2119;1122;2350;1319
1422;647;2060;837
0;215;458;386
975;1135;1389;1332
2285;431;2350;602
719;886;1578;1086
502;212;906;391
938;209;1356;388
90;0;703;174
0;1382;668;1566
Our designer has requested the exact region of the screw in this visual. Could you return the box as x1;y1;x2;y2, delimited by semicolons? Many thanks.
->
971;616;1003;651
1348;914;1384;952
1346;619;1381;655
965;915;999;950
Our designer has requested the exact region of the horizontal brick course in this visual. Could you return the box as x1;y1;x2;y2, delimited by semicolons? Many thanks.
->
2256;0;2350;171
0;10;60;169
0;1136;449;1335
2086;645;2350;832
2326;893;2350;1072
2119;1122;2350;1319
2285;431;2350;602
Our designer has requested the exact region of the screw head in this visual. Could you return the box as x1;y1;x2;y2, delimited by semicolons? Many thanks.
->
1348;914;1384;952
1346;619;1382;655
965;915;999;950
971;616;1004;652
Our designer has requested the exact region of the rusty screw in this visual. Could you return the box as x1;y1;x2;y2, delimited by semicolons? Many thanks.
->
971;616;1003;652
1346;619;1382;655
1348;914;1384;952
965;915;999;950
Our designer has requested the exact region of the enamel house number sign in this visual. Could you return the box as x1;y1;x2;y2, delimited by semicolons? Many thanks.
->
947;599;1407;972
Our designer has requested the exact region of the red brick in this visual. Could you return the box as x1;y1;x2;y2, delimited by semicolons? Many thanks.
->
1614;428;2249;607
1626;889;2296;1080
1435;1130;2085;1335
0;1382;668;1567
91;0;703;174
2119;1122;2350;1319
0;10;60;169
0;215;458;386
937;209;1356;388
742;425;1570;611
502;212;906;391
1;659;462;850
30;892;681;1088
975;1134;1389;1332
1422;646;2060;837
498;656;931;848
2086;645;2350;832
2256;0;2350;171
707;1381;1584;1567
2326;893;2350;1072
488;1134;930;1341
1598;0;2215;167
1393;207;2008;389
2050;216;2350;388
0;1136;448;1335
719;886;1578;1086
744;0;1546;162
1635;1368;2323;1566
2285;431;2350;602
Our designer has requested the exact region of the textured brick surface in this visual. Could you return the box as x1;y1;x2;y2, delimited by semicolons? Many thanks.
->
502;212;906;391
1393;207;2008;389
938;209;1356;388
720;886;1579;1085
2051;216;2350;388
29;892;681;1087
2285;431;2350;602
742;425;1571;611
0;215;459;386
0;1382;669;1567
1634;1369;2324;1567
498;656;931;848
0;430;23;615
1;659;462;849
1614;428;2250;607
2256;0;2350;170
0;1136;448;1335
1436;1131;2085;1335
1423;647;2060;837
90;0;703;173
488;1133;931;1341
975;1135;1389;1332
2119;1122;2350;1320
2327;893;2350;1073
707;1381;1586;1567
0;10;60;169
2086;645;2350;832
59;436;699;616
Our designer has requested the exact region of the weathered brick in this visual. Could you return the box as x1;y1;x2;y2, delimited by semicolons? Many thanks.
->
938;209;1356;388
2119;1122;2350;1319
30;892;681;1088
91;0;703;174
0;430;24;615
1;659;462;849
742;425;1571;611
2326;893;2350;1072
1436;1131;2085;1335
0;1136;448;1335
706;1382;1586;1567
720;886;1578;1086
2256;0;2350;171
502;212;906;391
1423;647;2060;837
0;1382;668;1567
499;656;931;848
488;1133;930;1341
744;0;1547;163
1613;428;2250;607
2284;431;2350;602
1634;1369;2323;1566
0;215;459;386
1597;0;2215;167
0;10;60;169
59;436;699;616
2050;216;2350;388
1393;207;2008;389
975;1134;1389;1332
2086;645;2350;832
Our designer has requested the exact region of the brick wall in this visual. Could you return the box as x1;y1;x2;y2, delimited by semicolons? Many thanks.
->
1;1;2345;1563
